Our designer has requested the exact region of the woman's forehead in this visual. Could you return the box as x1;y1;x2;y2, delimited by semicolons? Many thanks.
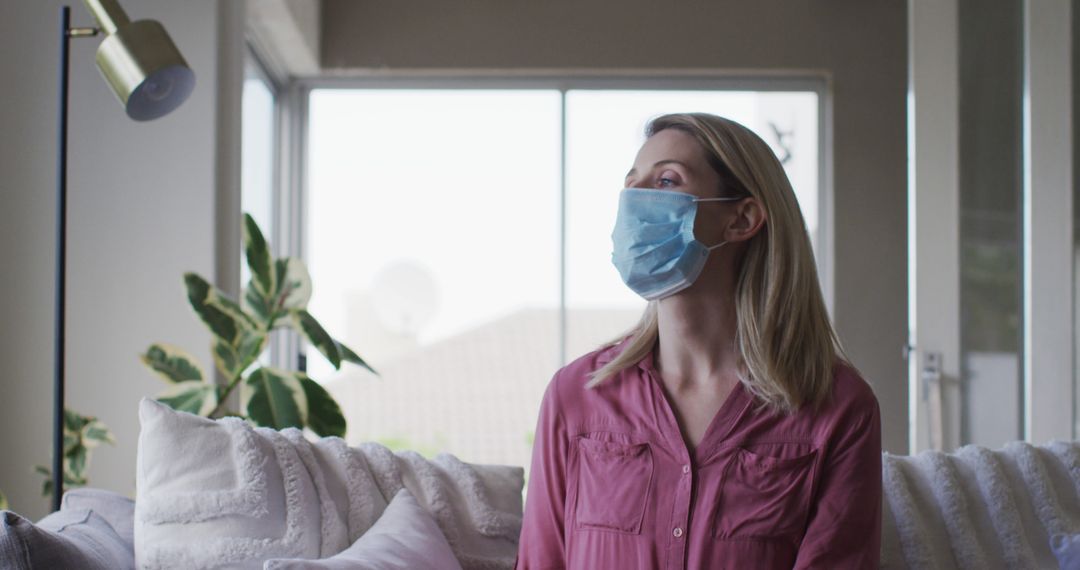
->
628;129;710;175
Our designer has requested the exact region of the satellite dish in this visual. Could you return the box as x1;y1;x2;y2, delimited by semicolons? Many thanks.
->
370;260;440;336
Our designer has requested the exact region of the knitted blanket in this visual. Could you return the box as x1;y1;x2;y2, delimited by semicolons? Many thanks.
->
881;440;1080;569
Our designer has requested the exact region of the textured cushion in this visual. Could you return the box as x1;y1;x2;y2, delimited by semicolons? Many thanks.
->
1051;534;1080;570
0;508;133;570
135;398;322;569
135;398;523;570
62;487;135;551
882;440;1080;569
264;488;463;570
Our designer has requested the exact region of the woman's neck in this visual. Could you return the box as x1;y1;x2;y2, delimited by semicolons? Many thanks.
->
654;264;741;389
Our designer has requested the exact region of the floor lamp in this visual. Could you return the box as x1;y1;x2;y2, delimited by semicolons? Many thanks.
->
54;0;194;512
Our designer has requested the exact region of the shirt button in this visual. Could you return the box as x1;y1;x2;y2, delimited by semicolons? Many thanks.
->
673;527;683;538
682;464;691;474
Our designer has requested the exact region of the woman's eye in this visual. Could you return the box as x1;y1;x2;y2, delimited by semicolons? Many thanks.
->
655;170;682;187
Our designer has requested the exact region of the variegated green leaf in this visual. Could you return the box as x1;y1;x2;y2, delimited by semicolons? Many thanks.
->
36;464;87;498
237;330;268;368
244;213;276;299
292;310;340;369
243;282;273;325
63;432;79;455
37;456;90;488
273;258;313;314
185;273;241;345
207;293;259;330
63;409;89;435
245;368;306;430
66;445;87;478
60;409;108;475
298;375;346;438
337;342;377;375
83;419;115;447
157;380;218;417
213;331;267;379
141;343;204;383
212;337;240;378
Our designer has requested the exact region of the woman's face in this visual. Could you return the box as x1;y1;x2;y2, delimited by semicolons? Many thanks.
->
624;128;733;247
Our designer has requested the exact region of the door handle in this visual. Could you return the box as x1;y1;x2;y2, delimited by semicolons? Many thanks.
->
921;351;943;401
921;351;945;450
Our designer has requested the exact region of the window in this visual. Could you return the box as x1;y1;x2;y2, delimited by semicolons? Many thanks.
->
304;82;823;476
241;56;278;283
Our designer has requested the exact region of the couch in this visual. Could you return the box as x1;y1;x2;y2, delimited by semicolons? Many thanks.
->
1;398;525;570
5;398;1080;569
881;440;1080;569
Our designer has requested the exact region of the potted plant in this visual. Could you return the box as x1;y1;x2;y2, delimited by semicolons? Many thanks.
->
34;409;114;498
140;214;375;437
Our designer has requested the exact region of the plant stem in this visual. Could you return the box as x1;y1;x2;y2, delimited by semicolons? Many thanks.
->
208;372;245;419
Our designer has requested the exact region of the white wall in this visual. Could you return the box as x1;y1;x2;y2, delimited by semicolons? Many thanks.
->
0;0;239;520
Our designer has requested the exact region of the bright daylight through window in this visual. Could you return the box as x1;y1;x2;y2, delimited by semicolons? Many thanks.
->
305;87;820;479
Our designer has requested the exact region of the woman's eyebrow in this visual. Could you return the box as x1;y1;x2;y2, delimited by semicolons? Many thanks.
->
625;159;693;179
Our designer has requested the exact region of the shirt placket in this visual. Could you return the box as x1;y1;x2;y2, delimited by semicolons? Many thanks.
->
666;459;694;570
641;363;697;570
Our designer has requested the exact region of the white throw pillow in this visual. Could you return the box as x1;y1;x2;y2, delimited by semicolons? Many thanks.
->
263;488;463;570
135;399;322;569
134;398;523;570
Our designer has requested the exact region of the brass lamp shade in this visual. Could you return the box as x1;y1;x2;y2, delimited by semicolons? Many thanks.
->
87;0;195;121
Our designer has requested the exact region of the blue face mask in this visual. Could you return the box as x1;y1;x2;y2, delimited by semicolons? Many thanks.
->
610;188;742;300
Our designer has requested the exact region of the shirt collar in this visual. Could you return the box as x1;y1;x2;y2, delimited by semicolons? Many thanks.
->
595;334;656;373
637;341;657;372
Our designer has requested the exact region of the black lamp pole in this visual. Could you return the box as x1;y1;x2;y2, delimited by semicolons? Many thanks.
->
54;5;100;513
53;5;72;514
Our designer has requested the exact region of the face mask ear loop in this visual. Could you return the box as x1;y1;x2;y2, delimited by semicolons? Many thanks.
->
694;196;745;203
696;196;740;251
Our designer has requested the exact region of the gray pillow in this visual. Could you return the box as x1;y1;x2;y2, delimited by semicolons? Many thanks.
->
0;508;133;570
61;488;135;551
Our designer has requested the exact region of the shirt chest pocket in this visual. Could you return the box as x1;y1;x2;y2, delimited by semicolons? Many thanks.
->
573;438;654;534
713;445;818;542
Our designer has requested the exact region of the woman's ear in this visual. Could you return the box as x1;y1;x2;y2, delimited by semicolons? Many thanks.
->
723;198;767;243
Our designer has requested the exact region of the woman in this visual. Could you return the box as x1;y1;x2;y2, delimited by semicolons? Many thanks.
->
515;113;882;569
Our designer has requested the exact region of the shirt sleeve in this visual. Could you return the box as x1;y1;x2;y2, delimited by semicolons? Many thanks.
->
794;397;883;569
515;374;570;570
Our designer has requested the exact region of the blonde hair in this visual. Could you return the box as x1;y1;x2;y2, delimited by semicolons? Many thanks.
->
586;113;845;413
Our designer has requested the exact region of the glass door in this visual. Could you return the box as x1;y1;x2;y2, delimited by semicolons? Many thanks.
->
908;0;1073;453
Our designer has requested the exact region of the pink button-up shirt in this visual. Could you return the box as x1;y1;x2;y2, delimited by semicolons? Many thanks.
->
515;339;882;569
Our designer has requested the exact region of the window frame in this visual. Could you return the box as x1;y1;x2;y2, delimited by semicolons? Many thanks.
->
243;45;297;369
